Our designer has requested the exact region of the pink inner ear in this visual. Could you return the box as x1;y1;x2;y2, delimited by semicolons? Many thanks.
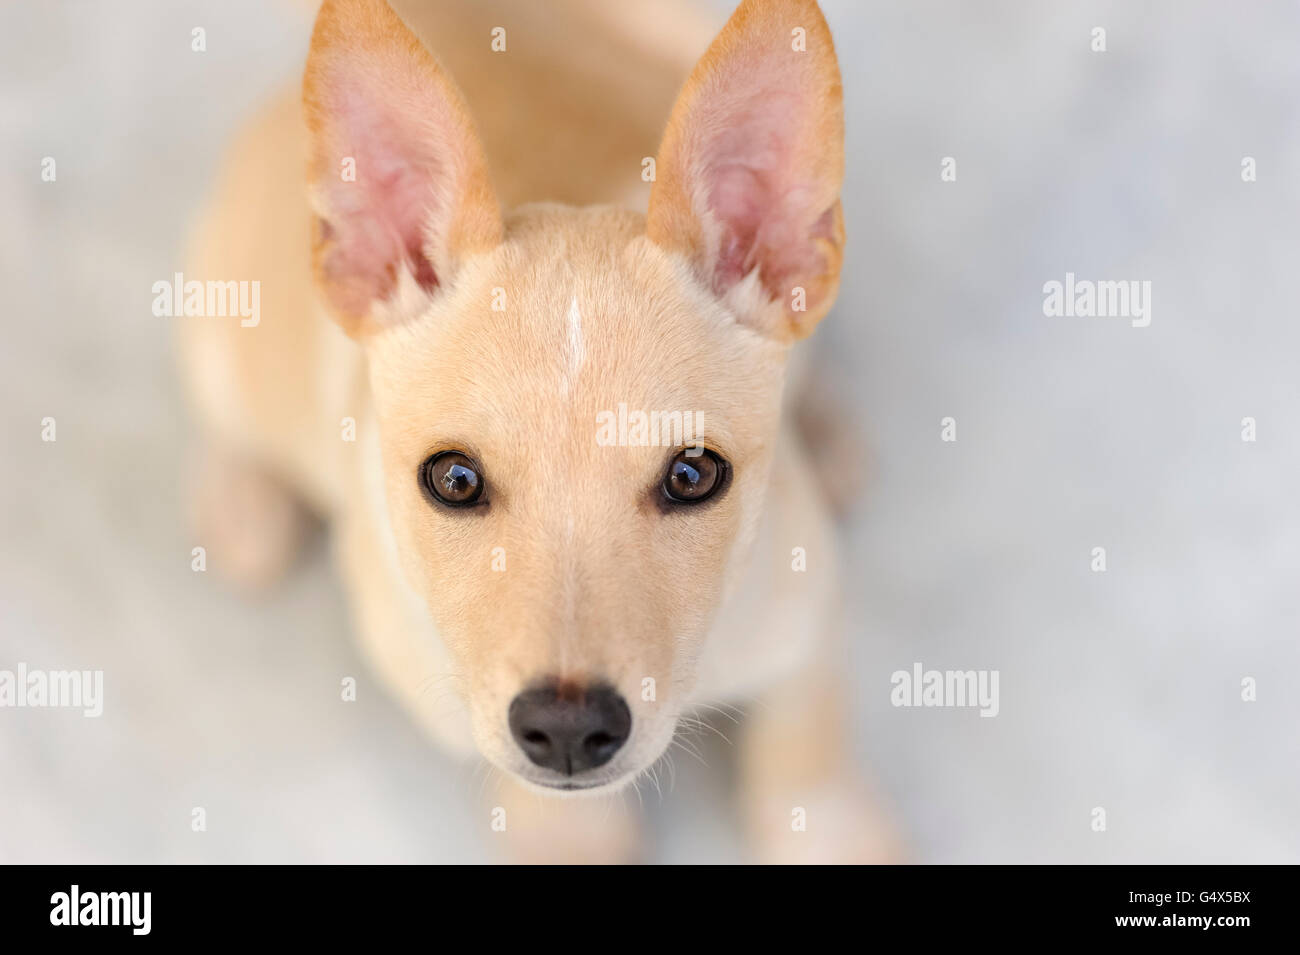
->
702;90;829;300
691;63;832;304
316;82;444;316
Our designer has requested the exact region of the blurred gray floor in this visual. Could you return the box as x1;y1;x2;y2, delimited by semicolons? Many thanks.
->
1;0;1297;863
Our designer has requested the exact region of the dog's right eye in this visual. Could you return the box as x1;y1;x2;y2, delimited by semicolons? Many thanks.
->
661;448;727;505
420;450;485;508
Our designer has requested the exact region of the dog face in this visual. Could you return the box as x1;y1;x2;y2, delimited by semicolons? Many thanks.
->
304;0;844;792
364;208;790;790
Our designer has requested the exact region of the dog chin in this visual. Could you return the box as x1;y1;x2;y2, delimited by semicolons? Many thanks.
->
509;769;638;797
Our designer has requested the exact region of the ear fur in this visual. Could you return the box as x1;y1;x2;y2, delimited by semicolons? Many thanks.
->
303;0;502;336
647;0;846;341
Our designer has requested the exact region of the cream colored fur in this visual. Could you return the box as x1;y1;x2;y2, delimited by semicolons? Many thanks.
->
180;0;898;863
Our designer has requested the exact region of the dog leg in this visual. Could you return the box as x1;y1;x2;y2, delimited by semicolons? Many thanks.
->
489;774;643;865
737;644;903;864
191;440;311;591
790;353;869;520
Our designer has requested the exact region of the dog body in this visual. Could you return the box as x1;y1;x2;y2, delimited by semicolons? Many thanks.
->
182;0;892;862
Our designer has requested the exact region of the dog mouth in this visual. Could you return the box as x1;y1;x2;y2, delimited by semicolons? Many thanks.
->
512;769;632;795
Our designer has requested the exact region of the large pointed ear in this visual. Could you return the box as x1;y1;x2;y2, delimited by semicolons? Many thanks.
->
303;0;502;337
647;0;845;341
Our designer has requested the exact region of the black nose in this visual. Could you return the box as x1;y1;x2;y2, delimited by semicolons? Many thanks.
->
508;683;631;775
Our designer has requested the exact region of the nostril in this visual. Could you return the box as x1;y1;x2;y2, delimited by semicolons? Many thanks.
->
522;730;550;747
584;731;619;753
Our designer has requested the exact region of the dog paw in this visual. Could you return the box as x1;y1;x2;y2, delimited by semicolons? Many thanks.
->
192;449;310;590
489;783;642;864
743;778;904;865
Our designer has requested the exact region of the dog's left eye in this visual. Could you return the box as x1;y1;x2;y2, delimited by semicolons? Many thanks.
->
661;449;727;505
420;450;485;508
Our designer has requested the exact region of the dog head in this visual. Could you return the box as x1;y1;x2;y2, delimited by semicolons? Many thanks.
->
303;0;844;793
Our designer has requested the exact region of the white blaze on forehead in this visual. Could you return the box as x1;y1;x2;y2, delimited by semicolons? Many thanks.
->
562;294;584;394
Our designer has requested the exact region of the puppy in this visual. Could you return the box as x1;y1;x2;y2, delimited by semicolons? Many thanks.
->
181;0;896;863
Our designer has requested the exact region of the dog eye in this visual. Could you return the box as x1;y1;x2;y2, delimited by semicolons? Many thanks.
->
420;451;485;507
662;449;726;504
